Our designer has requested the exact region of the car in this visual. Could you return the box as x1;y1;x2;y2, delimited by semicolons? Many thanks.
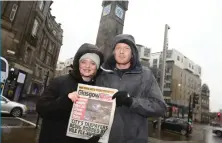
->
210;121;221;127
153;117;192;136
212;123;222;137
1;95;27;117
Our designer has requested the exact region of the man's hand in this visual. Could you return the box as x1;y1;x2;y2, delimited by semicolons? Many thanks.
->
112;91;133;107
68;91;80;103
87;134;101;143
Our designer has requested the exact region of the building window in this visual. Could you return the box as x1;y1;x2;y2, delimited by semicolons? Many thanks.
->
40;50;45;61
32;19;39;36
198;67;201;74
42;37;48;49
189;63;191;68
144;48;150;57
177;56;180;61
41;69;45;80
24;47;32;64
153;59;158;64
166;67;172;73
153;65;157;68
39;68;42;78
48;22;52;29
39;34;44;48
192;65;194;69
49;43;54;53
46;55;52;65
165;83;171;88
38;1;44;11
35;65;39;77
165;75;171;80
9;4;18;21
166;50;172;58
52;30;57;36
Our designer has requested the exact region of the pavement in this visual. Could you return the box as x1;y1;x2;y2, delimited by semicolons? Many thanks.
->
1;113;222;143
148;137;199;143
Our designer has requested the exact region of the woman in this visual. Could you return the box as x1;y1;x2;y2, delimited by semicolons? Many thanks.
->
36;43;104;143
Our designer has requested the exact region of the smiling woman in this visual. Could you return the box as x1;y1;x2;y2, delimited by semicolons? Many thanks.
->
79;53;100;81
36;43;104;143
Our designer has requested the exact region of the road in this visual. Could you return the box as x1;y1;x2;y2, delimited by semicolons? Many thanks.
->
1;113;42;126
192;124;222;143
1;115;39;143
1;114;222;143
148;122;222;143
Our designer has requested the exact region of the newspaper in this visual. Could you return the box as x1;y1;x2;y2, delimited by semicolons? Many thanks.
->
66;83;118;143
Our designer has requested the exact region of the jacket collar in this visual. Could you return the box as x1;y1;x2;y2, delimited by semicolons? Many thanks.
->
69;72;95;84
100;56;142;74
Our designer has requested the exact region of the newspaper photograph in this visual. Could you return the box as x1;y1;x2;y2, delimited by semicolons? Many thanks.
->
66;83;118;143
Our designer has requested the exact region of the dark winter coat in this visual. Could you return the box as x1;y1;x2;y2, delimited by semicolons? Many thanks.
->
96;34;167;143
36;43;103;143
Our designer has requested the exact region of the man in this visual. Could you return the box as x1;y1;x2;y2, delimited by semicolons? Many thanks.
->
96;34;167;143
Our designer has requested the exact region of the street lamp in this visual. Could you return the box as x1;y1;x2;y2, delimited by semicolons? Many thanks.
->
158;24;170;138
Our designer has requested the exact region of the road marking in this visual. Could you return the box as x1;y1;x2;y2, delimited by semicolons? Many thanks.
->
162;130;182;136
1;116;40;127
1;126;35;129
1;117;13;119
15;117;36;127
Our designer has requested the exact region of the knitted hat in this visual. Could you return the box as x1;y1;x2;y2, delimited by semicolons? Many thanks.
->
79;53;100;69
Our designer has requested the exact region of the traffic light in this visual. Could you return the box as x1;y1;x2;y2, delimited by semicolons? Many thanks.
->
188;118;192;124
192;93;199;108
188;109;193;119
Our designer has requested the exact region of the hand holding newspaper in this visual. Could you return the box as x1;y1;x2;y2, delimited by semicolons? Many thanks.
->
66;84;118;143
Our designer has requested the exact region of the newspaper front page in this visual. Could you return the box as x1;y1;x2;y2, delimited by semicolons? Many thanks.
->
66;84;118;143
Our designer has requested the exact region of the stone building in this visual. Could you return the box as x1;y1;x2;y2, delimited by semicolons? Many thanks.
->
1;1;63;101
194;84;210;123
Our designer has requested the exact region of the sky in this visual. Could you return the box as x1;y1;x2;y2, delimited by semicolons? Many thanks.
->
51;0;222;112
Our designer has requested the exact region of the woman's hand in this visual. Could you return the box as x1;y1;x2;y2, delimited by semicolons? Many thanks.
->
68;91;80;103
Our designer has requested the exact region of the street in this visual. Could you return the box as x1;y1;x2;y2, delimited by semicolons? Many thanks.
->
1;0;222;143
1;113;222;143
147;122;222;143
1;116;39;143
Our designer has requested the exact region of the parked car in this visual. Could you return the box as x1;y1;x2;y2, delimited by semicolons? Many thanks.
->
1;95;27;117
153;117;192;136
210;121;221;127
212;124;222;137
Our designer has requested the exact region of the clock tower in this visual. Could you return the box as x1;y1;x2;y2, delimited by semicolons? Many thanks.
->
96;0;129;60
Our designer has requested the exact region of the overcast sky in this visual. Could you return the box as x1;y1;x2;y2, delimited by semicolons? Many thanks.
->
51;0;222;112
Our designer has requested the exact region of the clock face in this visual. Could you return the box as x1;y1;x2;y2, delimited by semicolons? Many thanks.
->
103;4;111;16
115;5;124;19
